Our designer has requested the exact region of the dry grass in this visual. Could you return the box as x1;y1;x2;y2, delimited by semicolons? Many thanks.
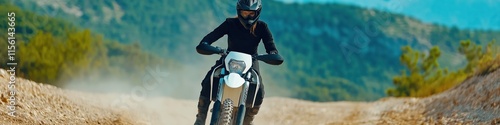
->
475;55;500;76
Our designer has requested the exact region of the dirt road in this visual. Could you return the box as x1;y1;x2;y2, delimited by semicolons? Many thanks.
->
0;68;498;125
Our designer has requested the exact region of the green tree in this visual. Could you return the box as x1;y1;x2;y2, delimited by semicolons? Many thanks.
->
388;41;498;97
18;31;65;84
387;46;442;97
459;40;499;75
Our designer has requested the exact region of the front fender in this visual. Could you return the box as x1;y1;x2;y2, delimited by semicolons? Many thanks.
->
224;73;245;88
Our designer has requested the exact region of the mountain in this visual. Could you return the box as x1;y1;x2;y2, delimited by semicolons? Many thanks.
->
5;0;500;101
0;2;181;88
276;0;500;30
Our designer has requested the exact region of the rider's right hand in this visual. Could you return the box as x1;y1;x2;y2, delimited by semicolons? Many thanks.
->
196;42;226;55
214;46;226;55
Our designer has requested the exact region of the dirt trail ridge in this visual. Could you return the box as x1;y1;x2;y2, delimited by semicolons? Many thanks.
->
0;68;499;125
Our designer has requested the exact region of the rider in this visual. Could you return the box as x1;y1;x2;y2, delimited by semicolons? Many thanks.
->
194;0;280;124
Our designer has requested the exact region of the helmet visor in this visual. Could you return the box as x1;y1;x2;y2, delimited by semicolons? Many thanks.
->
240;10;256;19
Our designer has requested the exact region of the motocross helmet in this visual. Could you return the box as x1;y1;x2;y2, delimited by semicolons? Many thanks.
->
236;0;262;29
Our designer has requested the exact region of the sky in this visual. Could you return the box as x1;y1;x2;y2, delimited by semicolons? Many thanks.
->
275;0;500;30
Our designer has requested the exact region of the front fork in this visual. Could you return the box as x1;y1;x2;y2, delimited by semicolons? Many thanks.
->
210;75;249;125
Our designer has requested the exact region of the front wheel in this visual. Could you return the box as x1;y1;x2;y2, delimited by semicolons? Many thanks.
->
219;98;233;125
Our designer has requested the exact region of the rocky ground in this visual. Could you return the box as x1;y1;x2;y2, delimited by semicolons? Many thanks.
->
0;68;499;125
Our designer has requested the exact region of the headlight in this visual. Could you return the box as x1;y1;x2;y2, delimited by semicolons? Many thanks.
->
228;59;246;74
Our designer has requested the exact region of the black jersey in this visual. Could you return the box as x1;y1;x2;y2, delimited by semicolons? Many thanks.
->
200;18;278;55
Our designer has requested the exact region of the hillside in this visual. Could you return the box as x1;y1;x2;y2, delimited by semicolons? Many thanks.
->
0;67;499;124
0;3;181;90
4;0;500;101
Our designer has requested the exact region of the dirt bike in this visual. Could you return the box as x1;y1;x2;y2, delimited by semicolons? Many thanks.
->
196;43;283;125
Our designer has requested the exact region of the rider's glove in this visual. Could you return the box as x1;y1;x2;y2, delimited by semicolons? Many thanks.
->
215;46;226;55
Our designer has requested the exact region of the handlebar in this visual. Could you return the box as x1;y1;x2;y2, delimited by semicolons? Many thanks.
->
196;43;283;65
